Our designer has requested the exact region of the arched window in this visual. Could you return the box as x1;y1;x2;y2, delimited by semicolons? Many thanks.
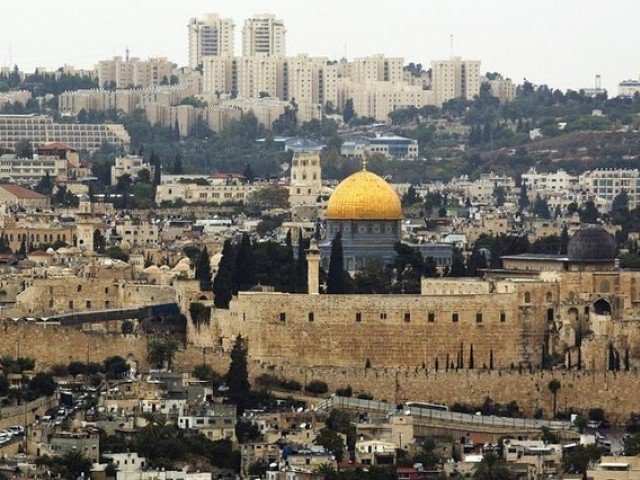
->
524;292;531;303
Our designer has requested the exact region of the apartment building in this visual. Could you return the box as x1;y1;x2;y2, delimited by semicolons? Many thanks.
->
488;78;517;104
431;57;481;106
618;79;640;98
340;135;419;159
59;84;198;116
337;79;435;121
522;168;579;199
579;169;640;209
188;13;235;69
0;114;130;152
96;56;175;89
0;90;32;107
111;155;154;185
242;14;286;56
155;177;258;205
346;55;405;83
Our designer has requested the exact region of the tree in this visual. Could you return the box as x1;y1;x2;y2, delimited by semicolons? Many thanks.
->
15;139;33;159
295;230;308;293
473;452;512;480
343;98;355;123
533;195;551;219
327;232;346;294
560;225;570;255
315;428;345;462
493;186;506;207
93;230;106;253
449;248;467;277
147;339;180;370
227;335;251;413
121;320;134;335
104;356;130;379
150;150;161;186
624;433;640;455
195;246;213;291
562;444;602;477
171;153;183;174
212;239;236;309
245;186;289;214
235;233;256;291
548;379;561;418
579;201;599;223
519;183;529;210
35;172;54;196
611;190;630;225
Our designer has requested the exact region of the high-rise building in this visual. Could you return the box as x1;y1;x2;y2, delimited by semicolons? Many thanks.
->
242;14;286;57
96;56;174;89
188;14;235;69
347;55;404;83
431;57;481;106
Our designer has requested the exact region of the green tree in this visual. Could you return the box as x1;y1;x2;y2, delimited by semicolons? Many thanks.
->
533;195;551;219
548;379;561;418
315;428;345;462
245;186;290;214
103;356;130;379
295;230;308;293
562;444;602;477
235;233;256;292
624;433;640;455
195;246;213;291
611;190;630;225
212;239;236;309
227;335;251;413
449;248;467;277
579;201;599;223
473;452;512;480
342;98;355;123
147;339;180;370
327;232;346;294
35;172;54;196
15;139;33;159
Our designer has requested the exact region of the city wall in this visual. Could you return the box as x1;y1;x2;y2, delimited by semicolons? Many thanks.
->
250;362;640;422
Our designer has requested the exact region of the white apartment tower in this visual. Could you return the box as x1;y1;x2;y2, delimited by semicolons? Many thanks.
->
431;57;481;106
242;14;286;57
188;14;235;69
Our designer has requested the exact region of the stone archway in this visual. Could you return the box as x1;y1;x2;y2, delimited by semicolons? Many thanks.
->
594;298;612;315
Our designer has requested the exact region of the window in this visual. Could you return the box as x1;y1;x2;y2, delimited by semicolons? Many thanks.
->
380;312;387;320
476;313;483;323
308;312;314;322
524;292;531;303
356;312;362;323
69;300;74;309
428;312;435;323
279;312;286;322
500;312;506;323
452;313;459;323
404;312;411;323
105;287;109;294
77;285;82;292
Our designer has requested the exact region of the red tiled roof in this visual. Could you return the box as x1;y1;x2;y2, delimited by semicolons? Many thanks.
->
38;142;77;152
0;184;48;199
28;250;49;257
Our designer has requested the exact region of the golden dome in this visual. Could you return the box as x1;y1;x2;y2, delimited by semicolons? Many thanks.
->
326;170;402;221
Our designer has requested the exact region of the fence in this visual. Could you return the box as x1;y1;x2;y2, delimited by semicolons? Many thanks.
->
317;396;572;431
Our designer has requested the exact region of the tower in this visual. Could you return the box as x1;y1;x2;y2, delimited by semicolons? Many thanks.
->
289;150;322;207
188;14;235;69
306;238;321;295
242;14;286;57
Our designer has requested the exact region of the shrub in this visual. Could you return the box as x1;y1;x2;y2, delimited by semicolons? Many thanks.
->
357;393;374;400
49;364;68;377
336;385;353;397
305;380;328;395
280;380;302;392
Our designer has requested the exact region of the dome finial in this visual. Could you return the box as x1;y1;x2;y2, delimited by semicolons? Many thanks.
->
362;157;368;171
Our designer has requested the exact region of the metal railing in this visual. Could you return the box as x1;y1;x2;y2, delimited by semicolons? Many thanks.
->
316;396;572;431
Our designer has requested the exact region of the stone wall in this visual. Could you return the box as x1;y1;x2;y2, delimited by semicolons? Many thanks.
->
250;361;640;422
213;291;527;369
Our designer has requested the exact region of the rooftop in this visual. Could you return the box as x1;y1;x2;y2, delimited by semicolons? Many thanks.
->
0;184;48;199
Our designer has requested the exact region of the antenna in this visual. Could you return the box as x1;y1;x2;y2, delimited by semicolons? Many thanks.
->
126;46;130;62
595;74;601;91
450;34;454;58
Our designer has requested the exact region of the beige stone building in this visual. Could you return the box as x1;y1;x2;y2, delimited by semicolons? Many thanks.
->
588;456;640;480
110;155;154;185
289;150;322;207
0;184;50;209
242;14;286;57
431;57;481;106
188;13;235;69
96;56;175;89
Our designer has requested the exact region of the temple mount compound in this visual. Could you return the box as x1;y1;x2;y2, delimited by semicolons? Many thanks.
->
319;167;452;271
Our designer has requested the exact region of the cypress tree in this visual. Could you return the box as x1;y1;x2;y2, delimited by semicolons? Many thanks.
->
195;246;213;291
18;238;26;256
235;233;256;292
469;344;474;369
625;348;630;371
284;230;296;292
327;232;345;294
212;239;236;309
489;349;494;370
150;150;161;186
227;335;251;413
560;225;570;255
295;230;307;293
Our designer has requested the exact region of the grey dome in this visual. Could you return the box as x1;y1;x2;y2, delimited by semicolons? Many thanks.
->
568;224;616;262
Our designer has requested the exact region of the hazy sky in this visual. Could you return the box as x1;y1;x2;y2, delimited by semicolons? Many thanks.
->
2;0;639;93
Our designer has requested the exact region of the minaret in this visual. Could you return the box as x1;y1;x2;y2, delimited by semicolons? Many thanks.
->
306;238;321;295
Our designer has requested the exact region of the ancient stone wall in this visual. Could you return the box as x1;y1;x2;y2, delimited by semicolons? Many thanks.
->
250;361;640;422
213;291;526;370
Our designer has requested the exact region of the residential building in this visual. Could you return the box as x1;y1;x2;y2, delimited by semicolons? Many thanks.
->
355;440;397;466
96;56;175;89
290;148;323;207
0;184;50;209
177;404;237;441
587;456;640;480
346;55;405;83
113;219;161;248
104;452;212;480
0;114;130;152
0;90;32;107
242;14;286;56
522;168;579;199
188;13;235;69
431;57;481;106
0;152;67;184
488;78;516;104
155;175;258;206
618;79;640;98
579;169;640;210
111;155;154;185
340;135;419;159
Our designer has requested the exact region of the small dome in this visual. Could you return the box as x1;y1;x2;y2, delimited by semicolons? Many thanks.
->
326;169;402;221
568;224;616;262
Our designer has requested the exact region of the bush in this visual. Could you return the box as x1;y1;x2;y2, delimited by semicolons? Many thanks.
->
305;380;329;395
254;374;302;392
589;408;606;423
49;364;68;377
280;380;302;392
357;393;374;400
336;385;353;397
